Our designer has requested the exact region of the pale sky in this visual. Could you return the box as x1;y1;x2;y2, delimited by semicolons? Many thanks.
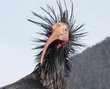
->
0;0;110;87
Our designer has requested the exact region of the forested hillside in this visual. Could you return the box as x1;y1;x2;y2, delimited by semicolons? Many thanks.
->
68;37;110;89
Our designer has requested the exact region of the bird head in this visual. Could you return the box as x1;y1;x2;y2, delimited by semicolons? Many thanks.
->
40;22;69;64
28;0;86;67
28;0;86;65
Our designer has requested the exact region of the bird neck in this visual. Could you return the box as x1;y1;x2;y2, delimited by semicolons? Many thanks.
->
33;44;71;89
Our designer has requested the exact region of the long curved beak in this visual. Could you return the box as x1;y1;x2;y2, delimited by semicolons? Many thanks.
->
40;31;58;64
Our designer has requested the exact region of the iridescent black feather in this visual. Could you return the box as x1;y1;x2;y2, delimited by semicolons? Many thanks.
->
28;0;86;89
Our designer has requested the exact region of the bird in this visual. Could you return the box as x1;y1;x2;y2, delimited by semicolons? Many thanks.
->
0;0;85;89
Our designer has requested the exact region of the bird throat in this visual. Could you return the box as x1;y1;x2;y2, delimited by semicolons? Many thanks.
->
33;44;71;89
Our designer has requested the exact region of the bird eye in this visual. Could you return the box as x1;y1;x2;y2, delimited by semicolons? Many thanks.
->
65;29;68;31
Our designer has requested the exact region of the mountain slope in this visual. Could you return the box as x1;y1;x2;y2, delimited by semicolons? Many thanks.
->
67;37;110;89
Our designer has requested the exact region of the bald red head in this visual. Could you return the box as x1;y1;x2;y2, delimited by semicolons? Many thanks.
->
40;22;69;64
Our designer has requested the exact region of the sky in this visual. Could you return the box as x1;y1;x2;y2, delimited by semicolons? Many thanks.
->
0;0;110;87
